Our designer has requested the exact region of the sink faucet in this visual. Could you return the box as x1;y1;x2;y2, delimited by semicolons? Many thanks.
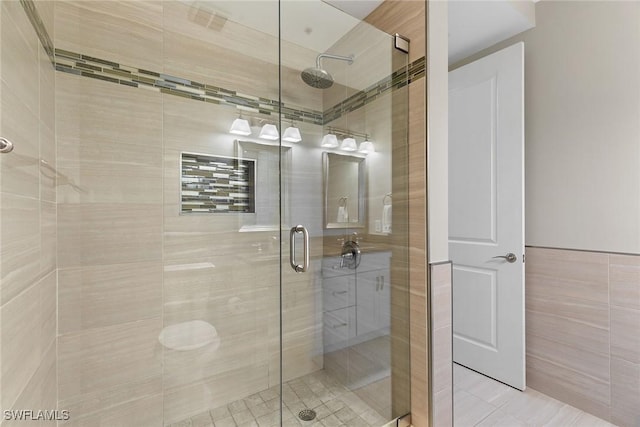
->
340;238;361;269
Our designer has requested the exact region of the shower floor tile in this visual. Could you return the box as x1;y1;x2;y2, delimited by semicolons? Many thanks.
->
169;370;388;427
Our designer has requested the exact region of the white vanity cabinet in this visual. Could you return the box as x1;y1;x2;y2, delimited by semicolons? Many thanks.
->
321;251;390;353
355;269;390;337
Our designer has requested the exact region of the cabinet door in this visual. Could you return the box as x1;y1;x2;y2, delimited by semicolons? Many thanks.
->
375;271;390;331
323;306;356;353
323;275;355;312
356;271;380;337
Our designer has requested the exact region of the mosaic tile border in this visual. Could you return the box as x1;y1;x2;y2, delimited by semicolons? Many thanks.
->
19;0;425;125
54;48;324;126
20;0;55;65
323;56;424;124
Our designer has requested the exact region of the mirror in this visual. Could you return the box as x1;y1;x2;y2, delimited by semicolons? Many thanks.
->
236;140;291;232
323;152;366;229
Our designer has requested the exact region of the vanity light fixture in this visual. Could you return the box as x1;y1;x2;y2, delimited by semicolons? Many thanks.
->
321;133;339;148
259;123;279;140
229;112;252;136
282;120;302;143
340;137;357;152
358;137;375;154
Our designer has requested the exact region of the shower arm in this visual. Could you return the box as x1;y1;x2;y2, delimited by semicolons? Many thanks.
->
316;53;354;69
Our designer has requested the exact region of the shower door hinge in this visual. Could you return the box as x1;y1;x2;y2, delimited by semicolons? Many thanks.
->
394;34;410;54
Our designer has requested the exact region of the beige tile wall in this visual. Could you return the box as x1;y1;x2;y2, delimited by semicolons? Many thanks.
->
407;77;430;427
364;3;431;426
390;81;412;421
526;247;640;426
166;1;321;113
0;0;57;421
55;73;165;424
56;1;320;112
56;1;164;71
431;262;452;427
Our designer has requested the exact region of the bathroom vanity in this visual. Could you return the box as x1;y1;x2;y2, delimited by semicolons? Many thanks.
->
321;251;391;353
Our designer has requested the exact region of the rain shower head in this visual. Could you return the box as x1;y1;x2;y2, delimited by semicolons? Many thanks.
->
300;53;354;89
301;67;334;89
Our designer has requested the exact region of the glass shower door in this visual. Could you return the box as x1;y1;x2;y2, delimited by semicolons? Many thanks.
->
280;3;411;425
159;2;284;425
51;1;285;425
0;0;410;425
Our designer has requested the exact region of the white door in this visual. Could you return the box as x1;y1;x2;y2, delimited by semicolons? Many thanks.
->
448;42;525;390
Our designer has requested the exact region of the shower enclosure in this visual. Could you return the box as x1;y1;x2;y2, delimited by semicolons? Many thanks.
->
0;1;411;425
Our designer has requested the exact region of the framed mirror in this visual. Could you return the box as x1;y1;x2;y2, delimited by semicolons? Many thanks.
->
323;152;367;229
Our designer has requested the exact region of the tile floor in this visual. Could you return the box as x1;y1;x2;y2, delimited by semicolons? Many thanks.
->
454;363;616;427
324;336;392;419
169;369;388;427
172;361;615;427
353;377;391;421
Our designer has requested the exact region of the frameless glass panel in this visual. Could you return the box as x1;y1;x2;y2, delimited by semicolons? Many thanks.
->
161;2;284;425
280;2;410;425
50;1;282;425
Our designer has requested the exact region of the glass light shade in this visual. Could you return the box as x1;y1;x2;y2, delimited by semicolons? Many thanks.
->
229;118;251;136
259;124;279;140
321;133;339;148
358;140;375;154
282;126;302;143
340;137;357;152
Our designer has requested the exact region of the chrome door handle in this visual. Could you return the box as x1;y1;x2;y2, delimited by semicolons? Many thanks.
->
493;253;517;263
289;225;309;273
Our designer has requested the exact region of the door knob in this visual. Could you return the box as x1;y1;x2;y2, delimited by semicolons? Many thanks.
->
493;253;517;263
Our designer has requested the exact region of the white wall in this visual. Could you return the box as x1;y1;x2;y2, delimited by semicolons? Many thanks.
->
428;0;450;263
452;1;640;255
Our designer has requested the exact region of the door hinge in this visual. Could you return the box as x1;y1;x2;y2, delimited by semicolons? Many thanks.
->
394;34;410;54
